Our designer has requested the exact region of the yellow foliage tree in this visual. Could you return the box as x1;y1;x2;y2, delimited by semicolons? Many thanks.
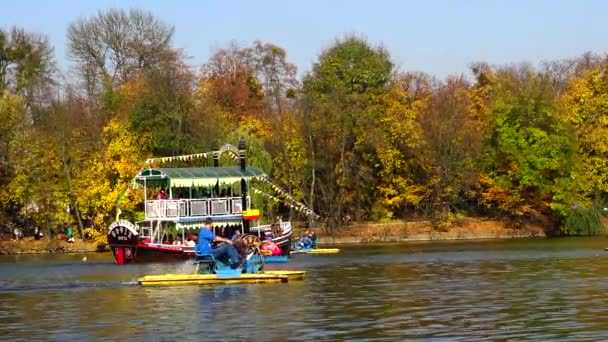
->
8;127;71;235
561;62;608;198
73;118;148;232
373;73;430;219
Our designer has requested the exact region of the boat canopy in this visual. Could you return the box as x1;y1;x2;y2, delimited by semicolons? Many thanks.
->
135;166;266;187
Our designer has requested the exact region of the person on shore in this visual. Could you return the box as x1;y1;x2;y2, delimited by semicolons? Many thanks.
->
63;222;74;243
196;218;242;269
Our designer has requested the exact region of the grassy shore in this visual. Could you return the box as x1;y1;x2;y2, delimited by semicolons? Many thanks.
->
0;237;99;255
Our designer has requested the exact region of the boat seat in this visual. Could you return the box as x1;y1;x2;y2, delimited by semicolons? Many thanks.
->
193;254;216;274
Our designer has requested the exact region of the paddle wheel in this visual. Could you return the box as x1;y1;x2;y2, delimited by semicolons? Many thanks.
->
235;234;265;273
107;220;139;264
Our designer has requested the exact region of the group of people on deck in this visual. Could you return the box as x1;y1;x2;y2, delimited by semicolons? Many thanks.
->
172;236;196;246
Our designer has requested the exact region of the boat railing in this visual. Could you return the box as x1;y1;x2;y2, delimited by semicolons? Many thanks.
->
144;197;249;220
250;221;292;236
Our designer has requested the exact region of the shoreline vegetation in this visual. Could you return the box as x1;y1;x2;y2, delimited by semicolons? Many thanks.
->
4;9;608;248
0;218;545;255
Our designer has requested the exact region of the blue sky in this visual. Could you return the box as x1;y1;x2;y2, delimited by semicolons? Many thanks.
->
3;0;608;79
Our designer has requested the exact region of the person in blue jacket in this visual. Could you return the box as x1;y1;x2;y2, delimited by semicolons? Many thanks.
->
196;218;242;269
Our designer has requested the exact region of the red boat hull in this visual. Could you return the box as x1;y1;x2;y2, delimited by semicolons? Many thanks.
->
134;243;195;262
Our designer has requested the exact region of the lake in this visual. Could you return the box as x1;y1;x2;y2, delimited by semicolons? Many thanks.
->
1;237;608;341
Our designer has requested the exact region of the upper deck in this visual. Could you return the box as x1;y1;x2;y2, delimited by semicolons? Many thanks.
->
144;196;251;222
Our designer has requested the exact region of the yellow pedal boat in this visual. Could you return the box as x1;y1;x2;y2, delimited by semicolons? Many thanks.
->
291;248;341;255
138;270;306;286
262;270;306;280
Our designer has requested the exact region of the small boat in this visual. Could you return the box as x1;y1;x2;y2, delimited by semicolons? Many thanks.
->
139;238;306;286
263;270;306;280
291;248;341;254
138;272;295;286
250;254;289;263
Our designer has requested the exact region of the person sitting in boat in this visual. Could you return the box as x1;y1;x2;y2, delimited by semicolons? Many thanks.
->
185;237;196;246
295;231;313;250
173;237;182;245
262;236;281;256
157;190;168;200
308;229;318;248
196;218;242;269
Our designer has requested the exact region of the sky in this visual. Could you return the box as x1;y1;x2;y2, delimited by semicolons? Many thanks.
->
3;0;608;80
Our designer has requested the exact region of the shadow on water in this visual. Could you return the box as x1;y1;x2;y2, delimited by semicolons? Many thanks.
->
1;237;608;340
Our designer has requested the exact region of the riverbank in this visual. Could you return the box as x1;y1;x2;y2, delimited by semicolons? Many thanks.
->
310;217;546;244
0;217;545;255
0;238;99;255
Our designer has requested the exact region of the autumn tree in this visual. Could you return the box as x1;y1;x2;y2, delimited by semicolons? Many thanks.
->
369;72;430;220
0;93;28;229
0;27;56;123
67;8;174;110
479;65;576;228
198;43;264;134
127;49;198;156
302;36;393;226
6;115;70;237
418;76;487;229
561;59;608;203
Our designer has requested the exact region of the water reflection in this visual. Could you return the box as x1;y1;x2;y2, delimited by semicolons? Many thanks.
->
1;237;608;340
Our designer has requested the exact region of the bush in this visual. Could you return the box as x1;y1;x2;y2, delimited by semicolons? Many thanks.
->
561;205;606;236
82;227;108;248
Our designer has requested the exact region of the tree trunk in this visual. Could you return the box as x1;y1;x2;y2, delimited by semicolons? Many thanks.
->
61;142;84;238
308;130;316;225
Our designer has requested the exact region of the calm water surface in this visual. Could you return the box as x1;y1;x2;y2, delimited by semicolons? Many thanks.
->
1;237;608;341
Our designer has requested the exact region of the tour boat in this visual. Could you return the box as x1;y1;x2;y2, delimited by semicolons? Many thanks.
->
107;142;298;265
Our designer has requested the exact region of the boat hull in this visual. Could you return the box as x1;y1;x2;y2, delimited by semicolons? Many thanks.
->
134;244;194;262
249;255;289;264
108;220;292;265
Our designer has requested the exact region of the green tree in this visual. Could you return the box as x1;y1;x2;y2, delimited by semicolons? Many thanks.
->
480;65;576;228
302;36;393;226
